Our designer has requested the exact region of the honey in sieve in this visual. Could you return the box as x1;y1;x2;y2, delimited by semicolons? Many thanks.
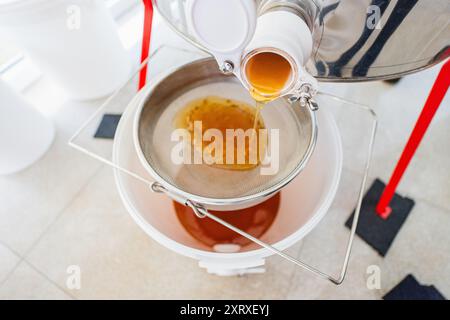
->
174;96;266;170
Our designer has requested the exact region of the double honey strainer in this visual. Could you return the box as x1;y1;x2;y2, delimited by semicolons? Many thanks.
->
133;58;317;211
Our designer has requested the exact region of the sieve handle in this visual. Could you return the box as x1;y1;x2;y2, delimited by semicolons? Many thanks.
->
150;101;377;284
151;174;363;285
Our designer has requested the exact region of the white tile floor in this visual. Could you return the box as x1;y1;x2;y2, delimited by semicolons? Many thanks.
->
0;13;449;300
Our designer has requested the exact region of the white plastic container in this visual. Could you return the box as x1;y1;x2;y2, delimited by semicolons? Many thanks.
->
112;89;343;276
0;79;54;175
0;0;131;100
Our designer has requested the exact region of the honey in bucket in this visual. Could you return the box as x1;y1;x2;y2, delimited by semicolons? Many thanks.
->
173;192;280;248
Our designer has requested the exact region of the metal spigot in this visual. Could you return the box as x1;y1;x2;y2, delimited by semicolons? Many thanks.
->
289;83;318;111
220;61;235;75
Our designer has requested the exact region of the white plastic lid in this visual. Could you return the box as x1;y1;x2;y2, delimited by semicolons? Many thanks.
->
186;0;256;67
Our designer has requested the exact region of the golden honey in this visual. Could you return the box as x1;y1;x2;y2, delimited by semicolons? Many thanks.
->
245;51;293;145
173;52;291;171
173;193;280;247
174;96;266;170
245;51;292;102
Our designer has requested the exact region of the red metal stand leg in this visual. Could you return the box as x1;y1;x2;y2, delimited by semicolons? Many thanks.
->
376;59;450;219
138;0;154;90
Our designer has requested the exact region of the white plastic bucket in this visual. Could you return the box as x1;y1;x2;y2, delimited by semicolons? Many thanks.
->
0;79;54;175
112;88;343;276
0;0;131;100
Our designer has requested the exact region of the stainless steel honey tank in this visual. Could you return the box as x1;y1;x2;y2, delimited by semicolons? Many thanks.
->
153;0;450;81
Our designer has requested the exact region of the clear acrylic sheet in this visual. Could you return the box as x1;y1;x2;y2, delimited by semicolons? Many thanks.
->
69;45;377;284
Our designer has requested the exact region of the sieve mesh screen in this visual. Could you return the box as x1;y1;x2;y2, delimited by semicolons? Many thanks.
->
137;59;314;200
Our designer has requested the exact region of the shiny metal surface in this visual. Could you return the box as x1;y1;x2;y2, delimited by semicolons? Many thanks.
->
153;0;450;81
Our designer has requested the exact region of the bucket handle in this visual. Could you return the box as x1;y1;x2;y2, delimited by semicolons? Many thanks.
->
151;106;375;286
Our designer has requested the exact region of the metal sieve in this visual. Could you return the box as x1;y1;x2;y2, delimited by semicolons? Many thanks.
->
133;58;317;211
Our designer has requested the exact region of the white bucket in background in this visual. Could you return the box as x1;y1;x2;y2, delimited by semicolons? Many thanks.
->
0;0;131;100
0;79;54;175
112;89;343;276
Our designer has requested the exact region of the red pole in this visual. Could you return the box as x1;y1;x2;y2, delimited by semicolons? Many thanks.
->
376;59;450;219
139;0;154;90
